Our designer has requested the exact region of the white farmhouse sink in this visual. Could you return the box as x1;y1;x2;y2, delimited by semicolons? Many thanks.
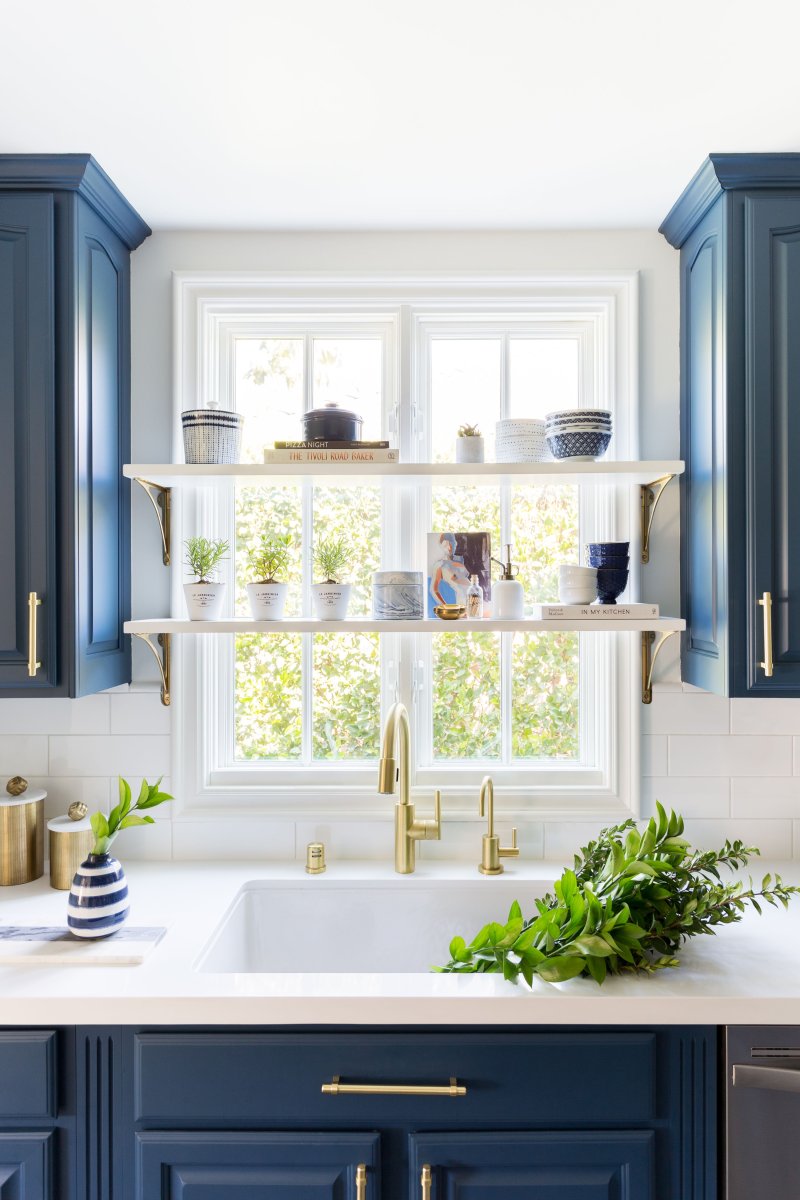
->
196;876;549;974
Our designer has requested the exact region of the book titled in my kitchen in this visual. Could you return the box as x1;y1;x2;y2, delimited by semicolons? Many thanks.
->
263;447;399;464
530;603;660;619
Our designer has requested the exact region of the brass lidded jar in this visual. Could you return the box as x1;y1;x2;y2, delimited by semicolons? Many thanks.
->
0;789;45;885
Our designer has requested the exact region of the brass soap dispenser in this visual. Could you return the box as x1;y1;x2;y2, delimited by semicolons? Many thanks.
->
478;775;519;875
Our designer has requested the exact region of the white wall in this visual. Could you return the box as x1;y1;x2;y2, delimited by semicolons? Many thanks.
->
2;230;797;861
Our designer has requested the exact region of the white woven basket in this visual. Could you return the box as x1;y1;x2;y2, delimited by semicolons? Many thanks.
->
181;403;243;464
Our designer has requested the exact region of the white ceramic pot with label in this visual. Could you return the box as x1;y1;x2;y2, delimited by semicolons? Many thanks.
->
184;582;226;621
312;583;351;621
247;581;288;620
456;436;485;463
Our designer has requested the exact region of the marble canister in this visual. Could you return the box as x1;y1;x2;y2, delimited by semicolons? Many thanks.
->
372;571;423;620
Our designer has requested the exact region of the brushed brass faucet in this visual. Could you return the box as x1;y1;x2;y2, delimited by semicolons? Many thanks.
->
378;701;441;873
478;775;519;875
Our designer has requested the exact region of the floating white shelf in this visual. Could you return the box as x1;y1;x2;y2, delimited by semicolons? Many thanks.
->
125;616;686;635
124;460;684;487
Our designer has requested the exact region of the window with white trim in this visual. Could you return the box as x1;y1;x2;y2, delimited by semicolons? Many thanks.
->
175;274;639;820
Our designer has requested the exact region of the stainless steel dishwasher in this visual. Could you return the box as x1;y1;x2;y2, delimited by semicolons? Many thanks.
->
726;1026;800;1198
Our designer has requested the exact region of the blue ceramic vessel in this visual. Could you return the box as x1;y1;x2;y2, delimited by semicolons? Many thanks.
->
67;853;130;939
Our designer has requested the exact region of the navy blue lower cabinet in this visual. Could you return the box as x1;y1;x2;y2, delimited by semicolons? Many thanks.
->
409;1131;654;1199
0;1131;54;1198
135;1131;381;1200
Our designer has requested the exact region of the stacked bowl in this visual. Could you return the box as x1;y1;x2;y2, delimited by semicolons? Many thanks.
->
558;564;597;605
495;418;549;463
586;541;629;604
545;409;613;461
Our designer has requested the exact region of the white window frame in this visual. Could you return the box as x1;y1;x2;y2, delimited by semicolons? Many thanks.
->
171;272;640;823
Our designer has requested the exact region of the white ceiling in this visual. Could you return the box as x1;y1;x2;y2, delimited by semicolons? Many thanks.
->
4;0;800;231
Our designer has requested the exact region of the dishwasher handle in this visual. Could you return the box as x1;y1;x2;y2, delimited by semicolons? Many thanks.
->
732;1063;800;1094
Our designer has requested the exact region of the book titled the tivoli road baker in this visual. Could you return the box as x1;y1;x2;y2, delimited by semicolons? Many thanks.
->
263;447;399;464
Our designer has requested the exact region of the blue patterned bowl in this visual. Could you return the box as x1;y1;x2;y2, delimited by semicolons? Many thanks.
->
595;567;629;604
587;542;629;555
67;853;129;939
588;553;629;568
546;429;612;461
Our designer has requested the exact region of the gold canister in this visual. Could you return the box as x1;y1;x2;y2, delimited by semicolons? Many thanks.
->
48;816;95;891
0;791;45;885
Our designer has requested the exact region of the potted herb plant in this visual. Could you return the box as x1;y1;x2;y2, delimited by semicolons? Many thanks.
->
67;777;172;939
456;423;484;463
246;532;292;619
312;535;353;620
183;536;229;620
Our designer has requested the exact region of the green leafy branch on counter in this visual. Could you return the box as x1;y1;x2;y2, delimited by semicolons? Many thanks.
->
90;777;173;856
435;804;800;985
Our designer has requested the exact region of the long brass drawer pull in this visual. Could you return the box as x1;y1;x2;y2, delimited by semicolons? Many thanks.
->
322;1074;466;1097
759;590;774;677
28;591;42;678
421;1165;432;1200
355;1163;367;1199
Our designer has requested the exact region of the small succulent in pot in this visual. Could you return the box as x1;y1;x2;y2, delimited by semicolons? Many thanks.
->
68;777;173;940
456;422;484;464
183;536;229;620
312;535;354;620
246;532;292;620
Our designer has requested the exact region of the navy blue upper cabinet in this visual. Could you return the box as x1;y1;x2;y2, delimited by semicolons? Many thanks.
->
661;154;800;696
0;155;150;697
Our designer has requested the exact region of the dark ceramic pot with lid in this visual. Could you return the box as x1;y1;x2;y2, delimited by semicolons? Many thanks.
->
302;402;363;443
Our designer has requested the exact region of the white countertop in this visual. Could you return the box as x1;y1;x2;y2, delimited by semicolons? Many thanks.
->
1;859;799;1026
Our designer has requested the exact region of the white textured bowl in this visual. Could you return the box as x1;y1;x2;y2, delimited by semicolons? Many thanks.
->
558;586;597;605
496;419;546;435
559;565;597;580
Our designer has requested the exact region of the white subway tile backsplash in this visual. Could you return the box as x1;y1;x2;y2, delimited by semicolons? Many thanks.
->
49;735;171;778
418;821;544;862
27;776;111;822
795;822;800;859
0;735;49;776
731;777;800;819
114;821;173;862
110;691;171;736
0;695;109;736
731;699;800;735
644;690;730;735
668;735;792;777
681;818;793;859
172;818;295;861
641;777;730;819
294;820;392;862
641;736;667;776
107;776;174;821
543;821;606;861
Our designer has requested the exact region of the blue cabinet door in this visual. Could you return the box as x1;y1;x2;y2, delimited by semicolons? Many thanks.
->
409;1132;654;1199
741;193;800;694
136;1131;380;1200
0;194;58;691
0;1132;53;1198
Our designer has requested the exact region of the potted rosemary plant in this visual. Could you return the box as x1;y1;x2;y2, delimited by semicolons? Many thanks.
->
246;532;292;619
456;423;484;463
312;535;353;620
183;536;229;620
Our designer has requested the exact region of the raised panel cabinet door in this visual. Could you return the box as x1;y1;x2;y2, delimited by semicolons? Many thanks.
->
136;1131;380;1200
409;1132;654;1200
0;1132;53;1198
0;193;57;691
679;198;730;695
73;197;131;695
742;193;800;695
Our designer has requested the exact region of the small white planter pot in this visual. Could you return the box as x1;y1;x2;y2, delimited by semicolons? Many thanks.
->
455;436;484;464
312;582;351;621
247;581;288;620
184;581;226;621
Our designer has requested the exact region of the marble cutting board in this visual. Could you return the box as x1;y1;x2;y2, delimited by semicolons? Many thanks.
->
0;926;167;965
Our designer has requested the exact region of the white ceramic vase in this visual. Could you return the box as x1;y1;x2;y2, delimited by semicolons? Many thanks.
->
312;582;351;620
455;436;484;463
247;581;288;620
184;581;226;621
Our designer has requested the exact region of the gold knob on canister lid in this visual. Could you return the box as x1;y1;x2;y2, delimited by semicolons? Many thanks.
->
68;801;88;821
5;776;28;796
306;842;326;874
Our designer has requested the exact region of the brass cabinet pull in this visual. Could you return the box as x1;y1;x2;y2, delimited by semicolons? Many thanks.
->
759;591;774;677
27;592;42;678
355;1163;367;1199
421;1165;432;1200
322;1075;466;1097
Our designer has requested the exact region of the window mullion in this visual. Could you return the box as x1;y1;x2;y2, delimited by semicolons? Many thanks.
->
302;332;314;765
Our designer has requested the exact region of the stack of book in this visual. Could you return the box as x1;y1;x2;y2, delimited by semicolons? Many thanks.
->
263;440;398;464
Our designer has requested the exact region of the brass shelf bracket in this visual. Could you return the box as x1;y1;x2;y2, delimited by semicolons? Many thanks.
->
641;629;678;704
134;478;172;566
640;474;675;565
131;632;171;707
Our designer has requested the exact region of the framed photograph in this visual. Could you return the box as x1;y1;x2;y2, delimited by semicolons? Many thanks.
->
427;531;492;616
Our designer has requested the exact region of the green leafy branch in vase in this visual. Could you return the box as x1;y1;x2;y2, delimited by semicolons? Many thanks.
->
436;804;800;985
90;777;173;856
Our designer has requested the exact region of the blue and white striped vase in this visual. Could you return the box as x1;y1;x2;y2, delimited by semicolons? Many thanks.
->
67;853;130;939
